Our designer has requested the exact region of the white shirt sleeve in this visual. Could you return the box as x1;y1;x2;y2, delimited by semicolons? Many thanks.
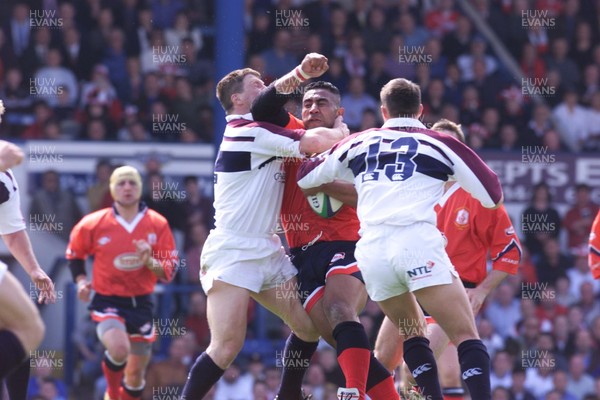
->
0;171;26;235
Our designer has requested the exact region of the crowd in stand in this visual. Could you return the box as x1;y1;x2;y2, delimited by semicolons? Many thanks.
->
3;0;600;399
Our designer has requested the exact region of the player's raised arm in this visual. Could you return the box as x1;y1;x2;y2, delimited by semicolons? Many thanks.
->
251;53;328;127
0;141;24;172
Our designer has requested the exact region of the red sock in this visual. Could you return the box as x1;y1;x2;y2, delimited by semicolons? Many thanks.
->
338;348;370;398
367;375;399;400
120;382;144;400
102;353;125;400
334;321;372;399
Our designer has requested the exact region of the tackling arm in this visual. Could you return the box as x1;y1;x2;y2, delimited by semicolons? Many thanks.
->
304;180;358;208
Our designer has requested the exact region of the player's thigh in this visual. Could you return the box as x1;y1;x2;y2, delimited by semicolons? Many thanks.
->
374;315;404;372
252;277;319;341
0;271;44;352
437;343;461;388
413;277;478;345
377;292;426;341
206;280;250;345
322;274;368;325
99;322;131;361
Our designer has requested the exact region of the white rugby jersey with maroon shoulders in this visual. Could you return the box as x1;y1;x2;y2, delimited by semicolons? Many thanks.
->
297;118;503;228
213;113;306;234
0;169;26;234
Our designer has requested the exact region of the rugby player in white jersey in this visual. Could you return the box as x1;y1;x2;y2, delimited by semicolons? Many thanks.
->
297;78;501;400
0;100;56;399
181;57;348;400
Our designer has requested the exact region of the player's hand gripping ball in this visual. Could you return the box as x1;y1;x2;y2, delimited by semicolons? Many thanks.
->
307;192;343;218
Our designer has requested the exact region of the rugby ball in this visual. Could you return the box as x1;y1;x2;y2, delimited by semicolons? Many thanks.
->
307;192;343;218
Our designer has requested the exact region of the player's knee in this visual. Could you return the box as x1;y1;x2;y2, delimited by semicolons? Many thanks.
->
107;341;130;363
14;309;45;353
290;321;320;342
374;346;397;372
30;314;45;350
210;336;244;364
322;297;355;326
450;331;480;347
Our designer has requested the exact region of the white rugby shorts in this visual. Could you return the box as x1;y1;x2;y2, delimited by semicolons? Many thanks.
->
0;261;6;284
355;222;458;301
200;229;297;294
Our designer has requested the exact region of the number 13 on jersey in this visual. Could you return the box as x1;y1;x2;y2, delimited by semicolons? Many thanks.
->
361;136;418;183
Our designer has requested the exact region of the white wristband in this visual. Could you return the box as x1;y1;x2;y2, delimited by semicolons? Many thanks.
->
294;66;310;82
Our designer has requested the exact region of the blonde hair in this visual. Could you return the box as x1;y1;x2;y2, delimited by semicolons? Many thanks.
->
432;118;465;143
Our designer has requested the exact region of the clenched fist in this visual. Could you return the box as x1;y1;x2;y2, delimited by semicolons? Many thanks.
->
0;141;24;171
300;53;329;78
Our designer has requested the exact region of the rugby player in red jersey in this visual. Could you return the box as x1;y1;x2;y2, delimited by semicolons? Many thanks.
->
374;119;521;400
66;166;178;400
252;53;399;400
180;64;348;400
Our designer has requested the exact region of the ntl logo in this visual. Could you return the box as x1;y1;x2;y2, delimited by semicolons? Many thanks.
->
407;261;435;278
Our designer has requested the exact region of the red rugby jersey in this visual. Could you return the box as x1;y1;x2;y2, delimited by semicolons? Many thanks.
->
66;206;177;296
281;115;360;249
590;210;600;279
435;184;521;284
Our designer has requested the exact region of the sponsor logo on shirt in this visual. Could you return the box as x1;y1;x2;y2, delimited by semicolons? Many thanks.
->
113;252;144;271
274;171;286;183
407;261;435;279
505;226;515;236
98;236;111;246
454;208;469;228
